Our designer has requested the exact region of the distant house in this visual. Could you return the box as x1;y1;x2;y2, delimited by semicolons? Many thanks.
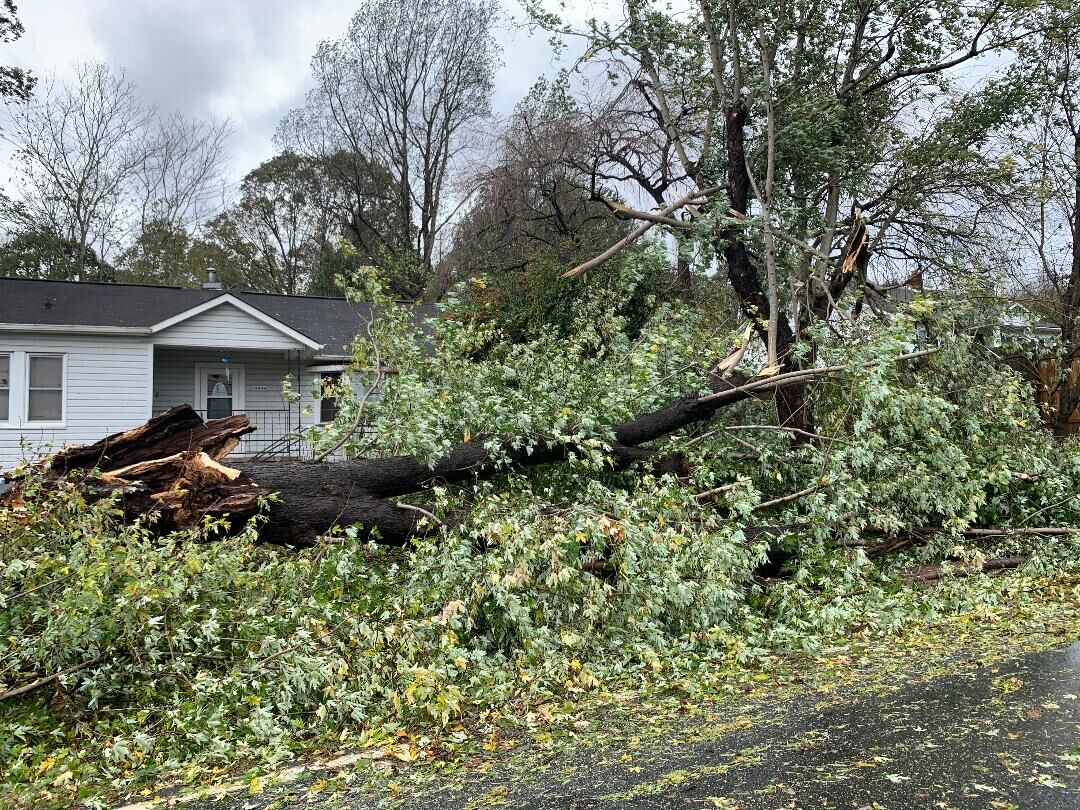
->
996;302;1061;343
0;275;379;469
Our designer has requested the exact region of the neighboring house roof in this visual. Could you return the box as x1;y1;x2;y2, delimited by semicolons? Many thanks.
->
1000;302;1061;337
0;277;412;357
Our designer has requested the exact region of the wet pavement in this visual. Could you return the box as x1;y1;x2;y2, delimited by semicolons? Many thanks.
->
357;643;1080;809
177;642;1080;809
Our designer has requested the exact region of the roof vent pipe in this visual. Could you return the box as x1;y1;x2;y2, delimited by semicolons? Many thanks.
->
202;268;222;290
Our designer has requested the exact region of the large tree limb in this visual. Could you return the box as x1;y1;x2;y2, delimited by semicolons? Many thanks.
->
563;186;722;278
238;350;933;544
5;352;933;547
904;556;1030;584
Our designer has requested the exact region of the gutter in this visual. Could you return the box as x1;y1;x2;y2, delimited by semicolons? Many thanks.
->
0;323;152;335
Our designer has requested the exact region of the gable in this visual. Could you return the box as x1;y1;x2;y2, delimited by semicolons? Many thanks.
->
152;300;313;350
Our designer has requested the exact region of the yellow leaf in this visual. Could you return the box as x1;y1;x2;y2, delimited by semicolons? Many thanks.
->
249;776;262;794
52;770;73;787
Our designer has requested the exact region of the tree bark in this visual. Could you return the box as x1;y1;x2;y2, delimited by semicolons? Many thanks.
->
721;101;813;435
1;370;780;545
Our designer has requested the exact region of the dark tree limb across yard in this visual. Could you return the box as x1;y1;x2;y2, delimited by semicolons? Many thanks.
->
2;351;932;546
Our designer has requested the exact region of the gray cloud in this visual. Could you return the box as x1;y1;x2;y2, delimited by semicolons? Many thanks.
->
2;0;616;186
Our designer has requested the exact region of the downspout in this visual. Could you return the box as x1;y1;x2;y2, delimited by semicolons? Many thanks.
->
295;349;302;457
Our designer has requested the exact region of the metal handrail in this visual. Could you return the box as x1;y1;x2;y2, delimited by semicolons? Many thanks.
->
152;407;309;459
249;431;305;461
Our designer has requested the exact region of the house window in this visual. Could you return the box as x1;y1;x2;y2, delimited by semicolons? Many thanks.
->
0;354;9;422
205;372;234;419
27;354;64;422
320;372;342;423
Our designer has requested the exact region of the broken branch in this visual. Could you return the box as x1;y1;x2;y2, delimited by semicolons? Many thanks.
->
564;186;722;278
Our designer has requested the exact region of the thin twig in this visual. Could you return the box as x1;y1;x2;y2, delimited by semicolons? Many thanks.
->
564;186;723;278
751;482;823;512
0;651;111;702
395;501;444;527
725;208;834;261
6;574;72;603
693;482;740;501
1020;492;1080;528
724;425;844;444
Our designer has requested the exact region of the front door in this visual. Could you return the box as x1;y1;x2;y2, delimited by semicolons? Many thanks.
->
196;364;244;420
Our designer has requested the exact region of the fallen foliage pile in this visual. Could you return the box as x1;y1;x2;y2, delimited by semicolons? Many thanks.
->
4;286;1080;808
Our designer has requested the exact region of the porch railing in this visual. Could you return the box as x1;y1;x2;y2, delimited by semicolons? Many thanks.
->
152;408;318;459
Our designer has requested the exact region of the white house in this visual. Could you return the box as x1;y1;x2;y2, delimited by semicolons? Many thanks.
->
0;276;381;469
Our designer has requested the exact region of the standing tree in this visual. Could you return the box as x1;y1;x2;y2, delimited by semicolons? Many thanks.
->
133;111;231;237
523;0;1053;433
993;14;1080;435
114;218;203;287
198;152;335;295
2;64;153;275
288;0;500;297
0;1;32;100
448;79;631;280
199;150;406;297
0;225;112;281
1;62;229;280
443;78;673;341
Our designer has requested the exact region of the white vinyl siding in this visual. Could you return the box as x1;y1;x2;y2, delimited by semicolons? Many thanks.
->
0;335;151;469
153;302;310;350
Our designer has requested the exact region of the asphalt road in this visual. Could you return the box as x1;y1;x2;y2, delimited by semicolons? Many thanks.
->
174;642;1080;810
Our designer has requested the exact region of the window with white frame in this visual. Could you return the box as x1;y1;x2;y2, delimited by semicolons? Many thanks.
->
0;354;9;422
27;354;64;422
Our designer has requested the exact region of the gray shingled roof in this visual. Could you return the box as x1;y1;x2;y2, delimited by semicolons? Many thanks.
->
0;277;395;356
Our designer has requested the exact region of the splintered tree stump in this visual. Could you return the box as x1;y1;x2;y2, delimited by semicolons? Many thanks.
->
50;405;256;473
3;405;271;534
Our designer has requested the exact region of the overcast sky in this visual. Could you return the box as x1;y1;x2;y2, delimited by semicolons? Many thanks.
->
2;0;613;188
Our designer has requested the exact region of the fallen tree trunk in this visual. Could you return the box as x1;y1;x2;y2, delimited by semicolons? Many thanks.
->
6;406;272;533
1;352;934;546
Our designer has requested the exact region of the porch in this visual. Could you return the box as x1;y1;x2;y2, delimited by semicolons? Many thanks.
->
151;346;328;459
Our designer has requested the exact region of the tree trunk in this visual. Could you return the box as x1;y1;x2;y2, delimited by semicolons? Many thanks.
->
721;101;814;436
1051;130;1080;437
674;253;693;303
1;369;789;546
